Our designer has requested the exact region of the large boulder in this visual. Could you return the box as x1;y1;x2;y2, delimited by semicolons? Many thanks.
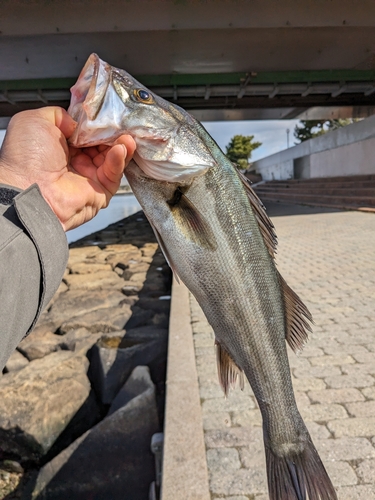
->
59;302;133;334
28;367;159;500
17;331;74;361
89;337;167;404
64;271;124;290
46;289;126;327
4;350;29;372
0;351;91;458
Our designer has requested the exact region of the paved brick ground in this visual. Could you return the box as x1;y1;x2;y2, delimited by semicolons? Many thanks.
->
190;204;375;500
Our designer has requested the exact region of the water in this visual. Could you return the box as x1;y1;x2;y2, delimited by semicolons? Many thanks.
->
67;193;141;244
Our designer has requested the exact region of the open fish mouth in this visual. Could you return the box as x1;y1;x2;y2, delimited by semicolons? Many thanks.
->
68;53;217;183
68;53;126;147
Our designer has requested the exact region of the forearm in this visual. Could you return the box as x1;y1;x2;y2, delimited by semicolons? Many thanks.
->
0;184;69;370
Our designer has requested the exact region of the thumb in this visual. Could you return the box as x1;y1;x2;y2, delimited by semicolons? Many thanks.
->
32;106;77;139
97;143;127;198
53;107;77;139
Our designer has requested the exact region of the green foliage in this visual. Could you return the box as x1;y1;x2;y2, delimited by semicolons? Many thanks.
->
225;134;262;169
294;119;361;143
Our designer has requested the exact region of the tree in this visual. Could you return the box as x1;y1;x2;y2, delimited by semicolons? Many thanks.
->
225;135;262;170
294;119;361;143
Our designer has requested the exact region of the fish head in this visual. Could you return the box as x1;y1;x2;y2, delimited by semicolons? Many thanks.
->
69;53;217;183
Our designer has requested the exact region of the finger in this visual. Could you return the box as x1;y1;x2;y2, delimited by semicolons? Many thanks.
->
53;107;78;139
26;106;77;139
113;135;136;166
97;143;127;196
82;146;102;160
98;144;110;153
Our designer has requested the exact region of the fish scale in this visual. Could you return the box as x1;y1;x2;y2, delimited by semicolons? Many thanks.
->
69;53;338;500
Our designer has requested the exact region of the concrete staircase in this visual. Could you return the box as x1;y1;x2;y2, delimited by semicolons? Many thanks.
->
254;174;375;211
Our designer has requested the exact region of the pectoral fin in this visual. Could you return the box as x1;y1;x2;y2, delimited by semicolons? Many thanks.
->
168;188;217;251
215;340;244;397
145;217;181;283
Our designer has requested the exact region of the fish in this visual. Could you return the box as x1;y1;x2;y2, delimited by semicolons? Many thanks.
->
69;53;337;500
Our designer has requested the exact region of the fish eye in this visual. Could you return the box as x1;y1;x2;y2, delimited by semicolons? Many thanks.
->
134;88;154;104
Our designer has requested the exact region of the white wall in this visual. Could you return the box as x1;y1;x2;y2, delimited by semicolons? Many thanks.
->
310;136;375;178
257;159;294;181
253;115;375;180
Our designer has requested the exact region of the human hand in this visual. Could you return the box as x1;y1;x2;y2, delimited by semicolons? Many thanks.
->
0;106;136;231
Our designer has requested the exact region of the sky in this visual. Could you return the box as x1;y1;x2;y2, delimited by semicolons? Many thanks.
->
202;119;300;161
0;119;301;162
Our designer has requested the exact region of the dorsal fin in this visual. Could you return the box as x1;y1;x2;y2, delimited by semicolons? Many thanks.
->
236;171;312;352
236;170;277;258
277;271;314;353
215;340;245;397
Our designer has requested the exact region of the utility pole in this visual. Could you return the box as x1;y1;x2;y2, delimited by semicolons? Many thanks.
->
286;128;290;148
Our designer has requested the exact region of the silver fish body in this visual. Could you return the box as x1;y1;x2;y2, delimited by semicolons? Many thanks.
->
69;54;337;500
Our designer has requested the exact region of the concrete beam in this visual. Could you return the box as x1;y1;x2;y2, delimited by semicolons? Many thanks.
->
2;0;375;37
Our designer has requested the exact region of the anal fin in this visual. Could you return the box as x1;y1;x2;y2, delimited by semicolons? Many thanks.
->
215;340;244;397
278;272;313;353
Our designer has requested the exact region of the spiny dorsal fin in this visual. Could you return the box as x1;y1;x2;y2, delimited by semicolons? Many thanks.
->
236;170;277;258
168;188;217;251
215;340;245;397
236;171;312;353
277;271;314;353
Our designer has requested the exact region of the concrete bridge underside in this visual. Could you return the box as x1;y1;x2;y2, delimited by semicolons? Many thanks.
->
1;0;375;122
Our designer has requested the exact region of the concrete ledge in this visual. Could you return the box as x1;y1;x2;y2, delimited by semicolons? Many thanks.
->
161;278;210;500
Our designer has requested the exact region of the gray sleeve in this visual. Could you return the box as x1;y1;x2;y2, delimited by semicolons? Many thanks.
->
0;184;69;370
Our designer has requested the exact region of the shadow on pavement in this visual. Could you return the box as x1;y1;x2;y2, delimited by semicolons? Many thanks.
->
263;201;343;218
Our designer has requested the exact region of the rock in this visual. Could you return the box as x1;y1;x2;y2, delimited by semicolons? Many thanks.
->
0;467;22;499
97;326;169;348
64;271;124;290
151;312;169;328
89;338;166;404
122;261;150;280
108;365;154;416
44;389;102;463
59;302;133;334
4;350;29;372
0;351;90;458
142;271;171;294
67;246;103;266
46;281;69;309
32;312;59;336
59;328;102;356
136;297;171;314
141;243;158;258
1;460;24;474
104;247;142;270
122;281;143;295
69;262;112;274
18;331;74;361
129;271;147;283
47;289;125;326
123;306;154;329
28;368;159;500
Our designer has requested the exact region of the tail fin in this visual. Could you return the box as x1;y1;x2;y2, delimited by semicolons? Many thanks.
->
265;439;337;500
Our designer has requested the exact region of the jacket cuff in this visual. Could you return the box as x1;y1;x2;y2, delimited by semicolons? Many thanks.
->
13;184;69;329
